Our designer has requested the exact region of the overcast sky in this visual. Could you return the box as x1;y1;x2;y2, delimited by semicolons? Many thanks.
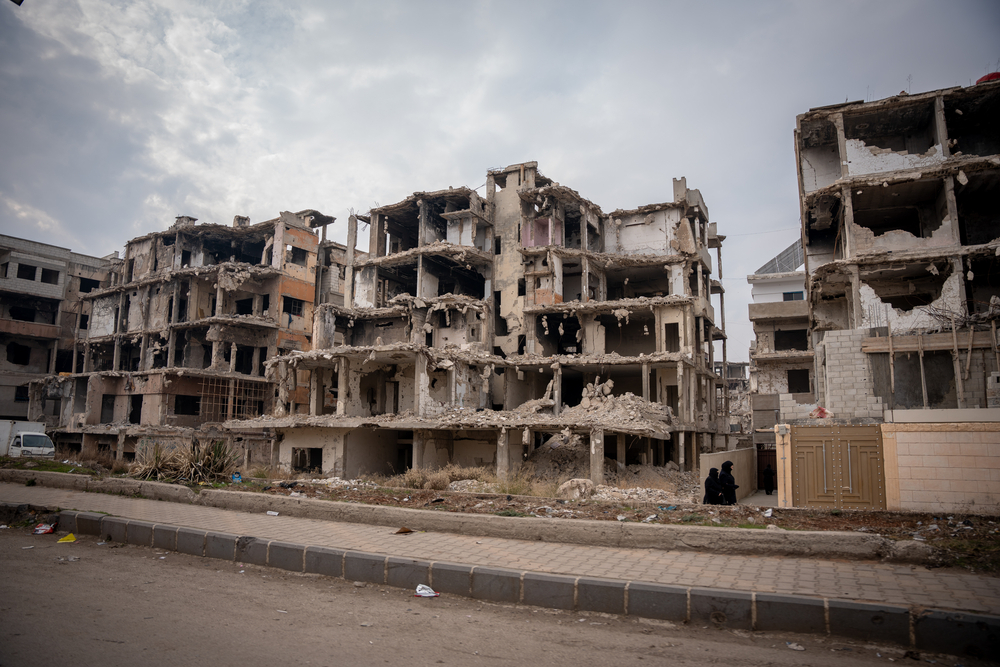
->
1;1;998;361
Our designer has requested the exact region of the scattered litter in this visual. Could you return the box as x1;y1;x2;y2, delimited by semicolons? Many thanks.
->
57;556;80;562
641;514;658;523
232;472;242;483
354;581;366;588
0;525;8;529
97;541;106;545
33;523;56;535
289;491;304;497
22;546;33;550
159;557;165;560
616;514;627;521
431;498;445;504
277;610;287;614
266;511;279;516
657;505;677;512
395;527;413;535
786;642;805;651
360;622;374;627
415;584;439;598
763;509;773;518
57;533;77;543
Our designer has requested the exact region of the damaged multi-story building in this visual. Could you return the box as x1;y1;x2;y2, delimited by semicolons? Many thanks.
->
28;210;348;463
772;77;1000;512
747;239;811;447
0;235;113;420
239;162;732;483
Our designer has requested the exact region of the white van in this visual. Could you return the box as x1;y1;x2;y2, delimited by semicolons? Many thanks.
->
9;432;56;458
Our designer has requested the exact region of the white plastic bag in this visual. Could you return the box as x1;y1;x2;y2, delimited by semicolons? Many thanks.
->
414;584;439;598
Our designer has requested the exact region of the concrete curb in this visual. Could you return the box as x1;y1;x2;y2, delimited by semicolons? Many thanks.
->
0;469;934;563
38;503;996;660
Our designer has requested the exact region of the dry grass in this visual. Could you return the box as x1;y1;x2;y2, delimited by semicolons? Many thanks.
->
128;441;240;483
249;465;294;481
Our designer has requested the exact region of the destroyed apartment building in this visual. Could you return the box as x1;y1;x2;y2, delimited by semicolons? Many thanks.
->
1;235;114;419
766;78;1000;512
233;162;733;484
27;210;356;464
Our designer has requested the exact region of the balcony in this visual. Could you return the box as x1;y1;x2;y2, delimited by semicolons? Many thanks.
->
0;318;60;340
748;300;809;322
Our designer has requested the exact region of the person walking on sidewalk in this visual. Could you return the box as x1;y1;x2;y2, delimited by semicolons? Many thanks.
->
720;460;739;505
703;468;724;505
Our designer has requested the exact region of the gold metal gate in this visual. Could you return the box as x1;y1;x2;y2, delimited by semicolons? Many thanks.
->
790;425;885;510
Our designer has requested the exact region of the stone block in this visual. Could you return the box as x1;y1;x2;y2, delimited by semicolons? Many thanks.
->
74;512;104;536
304;546;344;578
101;516;128;543
914;610;999;659
828;599;909;644
344;551;385;584
577;577;626;615
235;536;268;566
755;593;826;633
627;582;688;622
386;557;431;590
126;520;155;547
176;527;206;557
471;567;521;604
268;541;305;572
430;562;472;596
205;531;238;560
690;588;752;629
523;572;575;610
152;525;177;551
57;510;79;534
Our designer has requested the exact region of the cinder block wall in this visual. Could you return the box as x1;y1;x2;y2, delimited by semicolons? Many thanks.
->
817;330;883;420
882;423;1000;513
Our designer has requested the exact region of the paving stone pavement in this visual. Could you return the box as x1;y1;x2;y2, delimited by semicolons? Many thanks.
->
3;483;999;614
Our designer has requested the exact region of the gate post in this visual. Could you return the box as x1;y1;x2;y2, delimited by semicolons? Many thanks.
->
775;424;793;508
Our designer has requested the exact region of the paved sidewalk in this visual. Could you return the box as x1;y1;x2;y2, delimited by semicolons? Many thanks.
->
3;482;998;614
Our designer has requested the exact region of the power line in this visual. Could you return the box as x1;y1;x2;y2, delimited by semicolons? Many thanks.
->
723;226;799;237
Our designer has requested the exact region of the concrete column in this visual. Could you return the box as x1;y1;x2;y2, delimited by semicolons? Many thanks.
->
116;432;126;461
229;342;238;373
215;278;225;317
642;363;650;402
337;358;349;416
413;430;427;469
309;368;321;416
496;428;510;481
590;428;604;485
226;379;236;421
678;431;686;470
553;363;562;416
345;215;357;306
616;435;625;467
251;347;261;376
276;361;289;417
417;200;429;248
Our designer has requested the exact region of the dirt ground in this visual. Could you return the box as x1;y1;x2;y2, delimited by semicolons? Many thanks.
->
0;526;986;667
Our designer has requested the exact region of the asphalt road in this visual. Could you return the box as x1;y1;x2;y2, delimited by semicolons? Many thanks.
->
0;527;980;667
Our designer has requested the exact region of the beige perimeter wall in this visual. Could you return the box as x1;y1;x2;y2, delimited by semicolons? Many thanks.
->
882;423;1000;514
699;447;756;502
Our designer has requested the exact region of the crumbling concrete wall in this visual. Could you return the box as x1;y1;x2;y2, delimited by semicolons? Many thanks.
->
859;271;963;332
845;140;945;176
89;296;117;337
